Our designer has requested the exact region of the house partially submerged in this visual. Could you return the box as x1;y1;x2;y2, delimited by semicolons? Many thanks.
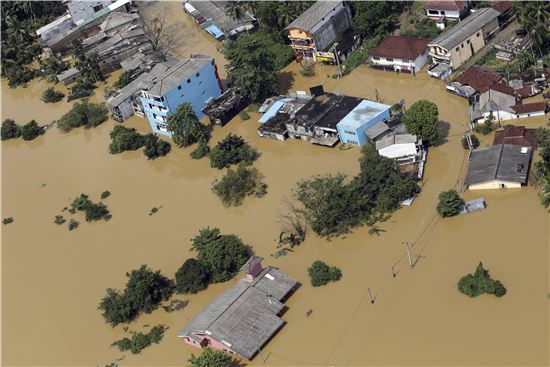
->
202;88;250;126
470;83;518;123
510;102;547;120
178;256;298;360
465;144;532;190
183;1;256;40
56;67;82;85
336;99;392;146
427;7;500;71
285;1;353;62
376;134;422;165
257;94;311;141
493;126;539;148
446;66;501;98
369;36;430;74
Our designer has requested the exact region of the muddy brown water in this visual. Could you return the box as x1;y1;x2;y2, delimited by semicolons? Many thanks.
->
2;3;548;366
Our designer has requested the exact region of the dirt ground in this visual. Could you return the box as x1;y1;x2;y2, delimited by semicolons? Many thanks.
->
1;2;548;367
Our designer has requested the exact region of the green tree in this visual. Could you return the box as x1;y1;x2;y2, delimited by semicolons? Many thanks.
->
143;133;171;160
307;260;342;287
111;325;167;354
458;262;507;298
402;99;441;145
175;258;210;294
514;1;550;57
57;100;108;132
190;227;249;283
114;70;134;89
475;113;494;135
190;141;210;159
212;164;266;206
1;118;21;140
76;53;104;83
538;176;550;210
436;190;464;217
166;103;210;147
39;56;68;82
209;133;258;169
108;125;146;154
67;79;96;101
20;120;45;140
351;1;405;37
69;38;84;60
41;87;65;103
461;134;480;150
224;36;279;102
188;348;232;367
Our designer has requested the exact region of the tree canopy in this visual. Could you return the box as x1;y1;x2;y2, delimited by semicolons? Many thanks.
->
20;120;45;141
175;258;210;294
57;100;108;132
188;348;233;367
308;260;342;287
212;164;267;206
209;133;258;169
1;119;21;140
166;103;210;147
436;190;464;217
402;99;441;146
458;262;507;298
351;1;405;38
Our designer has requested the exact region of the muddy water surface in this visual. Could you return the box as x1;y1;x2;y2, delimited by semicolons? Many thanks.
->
2;2;548;366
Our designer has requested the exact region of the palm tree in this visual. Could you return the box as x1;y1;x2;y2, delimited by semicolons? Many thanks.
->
538;176;550;210
226;1;248;34
19;1;40;20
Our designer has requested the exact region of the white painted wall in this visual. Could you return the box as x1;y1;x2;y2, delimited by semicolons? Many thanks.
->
469;180;522;190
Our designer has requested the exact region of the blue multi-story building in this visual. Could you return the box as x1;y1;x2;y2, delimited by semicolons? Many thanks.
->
139;55;223;136
337;99;391;146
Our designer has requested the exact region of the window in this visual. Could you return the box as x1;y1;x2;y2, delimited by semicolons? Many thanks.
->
178;85;181;90
199;81;202;85
456;47;459;52
386;58;394;62
373;56;380;61
196;72;200;77
202;91;206;94
187;78;191;83
476;32;480;37
93;4;103;12
344;130;356;135
348;140;358;145
466;40;470;44
461;43;464;48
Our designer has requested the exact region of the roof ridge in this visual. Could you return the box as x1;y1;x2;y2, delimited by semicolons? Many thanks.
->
494;143;505;180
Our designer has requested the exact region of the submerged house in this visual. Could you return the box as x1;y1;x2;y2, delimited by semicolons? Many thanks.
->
369;36;430;74
446;65;501;98
178;256;298;360
285;0;352;62
493;126;539;148
336;99;392;146
376;134;422;165
202;88;250;126
465;144;532;190
471;83;518;123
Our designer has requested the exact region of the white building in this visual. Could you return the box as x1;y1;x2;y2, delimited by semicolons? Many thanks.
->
369;36;430;74
423;0;470;20
376;134;422;165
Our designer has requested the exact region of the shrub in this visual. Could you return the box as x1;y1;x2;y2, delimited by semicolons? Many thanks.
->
248;103;260;113
209;133;258;169
475;114;494;135
143;134;171;160
188;348;233;367
239;110;250;120
308;261;342;287
54;215;66;225
101;191;111;199
68;219;79;230
113;70;133;89
57;100;108;132
1;119;21;140
98;265;175;326
111;325;167;354
190;141;210;159
300;63;315;77
175;258;210;294
70;193;111;222
67;79;96;101
20;120;45;141
462;134;480;150
109;125;145;154
41;87;65;103
436;190;464;217
3;217;14;225
458;262;507;298
212;165;266;206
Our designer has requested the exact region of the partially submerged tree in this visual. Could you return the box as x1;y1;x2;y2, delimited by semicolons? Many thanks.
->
436;190;464;217
1;118;21;140
166;103;210;147
20;120;45;140
188;348;233;367
458;262;507;298
461;134;480;150
108;125;145;154
41;87;65;103
308;260;342;287
58;100;108;132
39;56;69;82
402;99;441;145
142;11;172;57
114;70;134;89
175;258;210;294
209;133;258;169
67;79;96;101
212;164;267;206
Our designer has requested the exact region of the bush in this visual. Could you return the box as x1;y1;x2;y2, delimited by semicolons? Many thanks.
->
308;261;342;287
212;165;266;206
20;120;45;141
99;265;175;326
41;87;65;103
67;79;96;101
475;114;494;135
239;110;250;120
191;227;249;283
101;191;111;199
70;193;111;222
143;134;171;160
340;35;383;76
109;125;145;153
209;133;258;169
3;217;14;225
68;219;79;230
458;262;507;298
175;258;210;294
54;215;66;225
111;325;167;354
188;348;233;367
1;119;21;140
462;134;480;150
57;100;108;132
436;190;464;217
190;141;210;159
300;63;315;77
248;103;260;113
113;70;133;89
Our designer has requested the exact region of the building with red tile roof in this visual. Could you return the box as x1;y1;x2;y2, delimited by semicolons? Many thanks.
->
493;126;539;148
492;1;513;15
369;36;430;74
455;66;501;93
511;102;547;117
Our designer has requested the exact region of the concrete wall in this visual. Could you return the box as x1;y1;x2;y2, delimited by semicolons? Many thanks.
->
311;4;352;51
448;30;485;67
370;49;428;73
469;180;522;190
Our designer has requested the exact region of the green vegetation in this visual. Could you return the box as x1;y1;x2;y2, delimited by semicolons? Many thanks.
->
109;126;171;160
300;63;315;77
175;258;210;294
295;145;420;237
534;128;550;209
67;79;96;101
188;347;233;367
101;191;111;199
68;219;79;231
57;100;108;132
1;119;21;140
54;215;66;225
111;325;167;354
402;99;441;145
98;265;175;326
20;120;45;141
308;260;342;287
400;18;441;39
212;164;267;206
436;190;464;217
143;134;171;160
41;87;65;103
75;53;104;83
209;133;258;169
462;134;480;150
3;217;14;225
149;207;159;216
514;1;550;58
191;227;249;283
166;103;210;147
238;110;250;120
1;1;66;87
70;193;112;222
475;113;494;135
248;103;260;113
351;1;405;38
458;262;507;298
340;35;383;76
39;56;68;83
190;141;210;159
113;70;134;89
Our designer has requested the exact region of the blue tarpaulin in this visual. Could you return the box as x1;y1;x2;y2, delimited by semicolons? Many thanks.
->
258;98;290;123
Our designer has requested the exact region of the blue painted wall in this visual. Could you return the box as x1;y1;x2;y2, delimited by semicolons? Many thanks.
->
337;105;391;146
140;61;222;136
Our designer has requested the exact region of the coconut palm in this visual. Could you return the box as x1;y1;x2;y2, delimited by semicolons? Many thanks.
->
19;1;40;20
538;176;550;210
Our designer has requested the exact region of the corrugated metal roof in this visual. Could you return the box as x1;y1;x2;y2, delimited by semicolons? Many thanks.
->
337;99;391;129
285;1;340;32
465;144;532;185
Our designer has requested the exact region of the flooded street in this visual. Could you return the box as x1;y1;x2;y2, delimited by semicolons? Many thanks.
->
2;2;548;366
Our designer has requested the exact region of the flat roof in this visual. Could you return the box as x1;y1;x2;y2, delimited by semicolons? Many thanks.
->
316;95;362;130
337;99;391;129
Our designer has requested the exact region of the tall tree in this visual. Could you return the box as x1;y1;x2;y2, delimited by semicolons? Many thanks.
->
165;103;210;147
402;99;441;146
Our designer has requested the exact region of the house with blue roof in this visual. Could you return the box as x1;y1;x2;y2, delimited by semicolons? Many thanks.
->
337;100;392;146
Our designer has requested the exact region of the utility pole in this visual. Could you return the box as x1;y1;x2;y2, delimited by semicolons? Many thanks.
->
368;288;375;304
403;241;413;268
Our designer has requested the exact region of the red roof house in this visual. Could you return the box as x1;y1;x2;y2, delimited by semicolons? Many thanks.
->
489;83;516;96
455;66;501;93
493;126;539;148
369;36;430;74
492;1;513;15
511;102;547;116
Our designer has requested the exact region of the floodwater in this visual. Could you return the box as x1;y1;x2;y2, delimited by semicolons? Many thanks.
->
2;2;548;366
